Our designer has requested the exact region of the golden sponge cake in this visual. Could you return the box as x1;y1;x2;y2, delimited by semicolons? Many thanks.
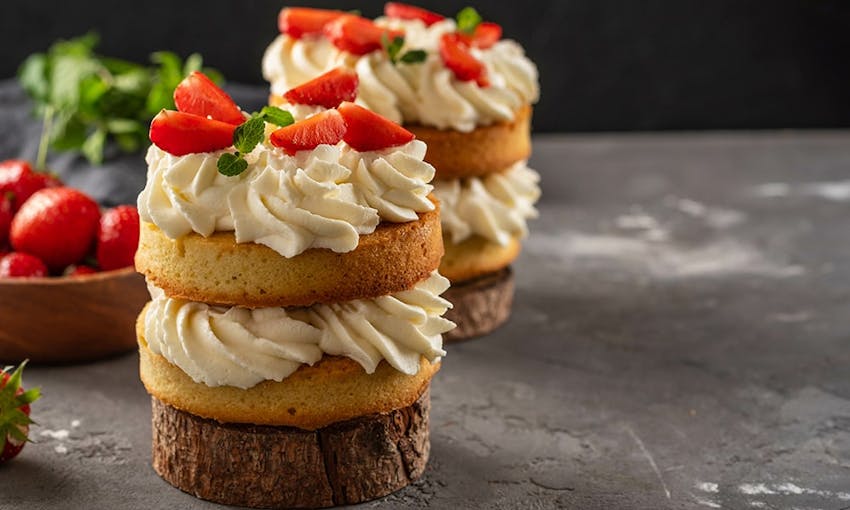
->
137;205;443;308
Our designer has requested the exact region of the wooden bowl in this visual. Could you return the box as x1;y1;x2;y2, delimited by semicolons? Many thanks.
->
0;268;149;364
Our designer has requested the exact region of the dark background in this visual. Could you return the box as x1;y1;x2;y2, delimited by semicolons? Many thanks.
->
3;0;850;133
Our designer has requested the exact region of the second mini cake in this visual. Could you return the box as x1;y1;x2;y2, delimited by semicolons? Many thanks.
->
136;72;454;508
264;3;541;340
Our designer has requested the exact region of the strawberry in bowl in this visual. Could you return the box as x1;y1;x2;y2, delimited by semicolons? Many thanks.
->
0;160;148;364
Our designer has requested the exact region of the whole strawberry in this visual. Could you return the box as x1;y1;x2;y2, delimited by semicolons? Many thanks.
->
0;361;41;463
96;205;140;271
10;187;101;270
67;265;98;276
0;192;12;246
0;253;48;278
0;160;61;212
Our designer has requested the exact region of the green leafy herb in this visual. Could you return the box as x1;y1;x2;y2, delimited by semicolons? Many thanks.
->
259;106;295;127
233;117;266;154
400;50;428;64
216;106;295;176
382;34;428;65
383;34;405;62
456;7;482;35
217;153;249;177
18;32;222;167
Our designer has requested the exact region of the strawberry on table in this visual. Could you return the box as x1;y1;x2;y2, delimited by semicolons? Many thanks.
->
10;187;101;271
96;205;140;271
439;33;489;87
283;68;359;109
323;15;405;55
338;102;415;151
149;110;236;156
270;109;347;155
384;2;446;26
0;253;48;278
279;7;344;39
174;71;245;125
0;362;41;463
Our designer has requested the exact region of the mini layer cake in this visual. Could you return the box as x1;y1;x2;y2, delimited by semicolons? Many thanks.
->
263;4;541;340
136;71;454;508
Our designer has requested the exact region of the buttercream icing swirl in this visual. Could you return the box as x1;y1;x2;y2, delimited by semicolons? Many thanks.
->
433;161;541;245
144;272;454;389
138;140;435;257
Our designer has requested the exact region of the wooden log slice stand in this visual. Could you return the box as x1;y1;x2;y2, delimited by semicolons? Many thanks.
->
151;389;431;509
443;268;514;342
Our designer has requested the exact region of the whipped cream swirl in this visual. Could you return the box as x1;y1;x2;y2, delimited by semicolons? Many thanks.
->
433;161;541;245
144;272;454;389
138;140;435;257
262;18;539;132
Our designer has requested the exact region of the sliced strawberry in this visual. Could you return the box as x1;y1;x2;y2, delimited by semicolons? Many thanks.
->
10;187;101;271
283;68;359;109
149;110;236;156
96;205;140;271
279;7;344;39
323;15;405;55
0;252;48;278
174;71;244;125
468;22;502;49
384;2;445;26
0;193;12;246
270;110;347;156
439;33;489;87
338;102;415;151
0;362;40;463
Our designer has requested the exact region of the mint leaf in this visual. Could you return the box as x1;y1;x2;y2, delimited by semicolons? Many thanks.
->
382;34;405;63
49;112;87;150
456;7;482;35
114;133;141;152
81;128;107;164
18;54;49;102
260;106;294;127
106;118;143;134
150;51;183;88
183;53;203;76
217;153;248;176
400;49;427;64
233;116;266;154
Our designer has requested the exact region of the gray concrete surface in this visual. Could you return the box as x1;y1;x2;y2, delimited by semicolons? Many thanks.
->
2;81;850;508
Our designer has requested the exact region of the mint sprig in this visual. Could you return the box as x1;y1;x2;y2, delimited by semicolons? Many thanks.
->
456;7;482;35
216;106;294;177
18;32;222;168
382;34;427;65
